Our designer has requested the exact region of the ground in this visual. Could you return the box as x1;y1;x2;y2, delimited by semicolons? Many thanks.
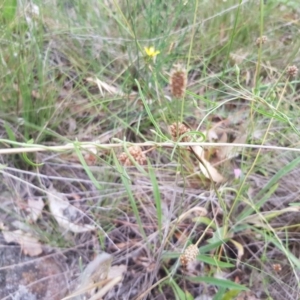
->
0;0;300;299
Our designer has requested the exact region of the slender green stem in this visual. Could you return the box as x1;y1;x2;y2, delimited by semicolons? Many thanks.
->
226;77;290;231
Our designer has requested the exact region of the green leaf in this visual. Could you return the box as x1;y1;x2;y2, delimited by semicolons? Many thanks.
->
113;152;147;240
199;240;228;254
193;216;217;229
135;79;165;138
73;141;102;190
262;231;300;270
4;122;16;144
289;202;300;207
207;227;227;243
187;276;249;291
238;183;278;222
21;152;44;167
170;278;194;300
221;289;241;300
4;123;43;167
22;139;44;167
161;251;180;260
254;156;300;201
148;163;162;237
198;255;234;268
213;287;226;300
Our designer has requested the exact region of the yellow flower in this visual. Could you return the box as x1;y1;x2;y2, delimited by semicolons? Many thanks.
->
144;46;160;58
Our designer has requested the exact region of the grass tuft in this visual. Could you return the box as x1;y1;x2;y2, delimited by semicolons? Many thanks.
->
1;0;300;299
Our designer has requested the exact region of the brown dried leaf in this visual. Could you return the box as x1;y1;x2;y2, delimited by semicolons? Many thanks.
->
2;230;43;257
79;253;113;287
206;128;219;142
243;206;300;227
230;49;249;65
230;239;244;266
26;197;44;222
88;264;127;300
67;117;77;134
191;145;224;183
64;253;114;300
46;185;96;233
216;133;247;160
86;77;123;96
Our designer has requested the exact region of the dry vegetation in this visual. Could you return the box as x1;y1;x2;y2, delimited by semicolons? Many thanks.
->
0;0;300;299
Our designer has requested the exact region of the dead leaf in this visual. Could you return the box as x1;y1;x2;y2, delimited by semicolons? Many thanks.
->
191;145;224;183
216;133;247;160
67;117;77;134
89;264;126;300
218;131;228;144
206;128;219;142
46;185;96;233
236;291;260;300
63;252;116;300
26;197;44;222
178;207;208;223
2;229;43;257
242;206;300;227
90;276;123;300
79;252;113;286
86;77;123;96
230;239;244;266
230;49;249;65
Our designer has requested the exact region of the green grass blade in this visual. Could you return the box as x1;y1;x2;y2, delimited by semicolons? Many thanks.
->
198;255;235;268
148;162;162;238
187;276;249;291
1;0;17;23
170;277;194;300
113;153;147;239
237;183;278;222
134;79;165;139
254;156;300;201
199;240;229;254
73;141;102;190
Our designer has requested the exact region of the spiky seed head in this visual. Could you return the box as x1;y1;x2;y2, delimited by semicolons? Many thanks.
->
129;146;147;165
118;146;147;166
169;122;190;142
180;244;199;267
272;263;282;272
118;152;129;165
170;65;187;98
255;35;268;46
286;65;298;77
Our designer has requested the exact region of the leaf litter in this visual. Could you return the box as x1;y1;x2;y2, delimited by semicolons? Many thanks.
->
46;184;96;233
1;227;43;257
26;197;44;223
1;1;300;299
65;252;127;300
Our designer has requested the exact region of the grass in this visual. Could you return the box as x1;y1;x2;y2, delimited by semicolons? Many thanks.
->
0;0;300;299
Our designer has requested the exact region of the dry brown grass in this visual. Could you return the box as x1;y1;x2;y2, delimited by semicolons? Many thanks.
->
1;0;300;299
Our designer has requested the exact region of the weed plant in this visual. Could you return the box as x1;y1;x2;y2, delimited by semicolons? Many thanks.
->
0;0;300;299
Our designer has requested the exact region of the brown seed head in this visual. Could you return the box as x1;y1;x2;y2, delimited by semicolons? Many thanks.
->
118;146;147;166
255;35;268;46
180;244;199;267
169;122;190;142
272;263;282;272
118;152;128;165
286;65;298;77
170;65;187;98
